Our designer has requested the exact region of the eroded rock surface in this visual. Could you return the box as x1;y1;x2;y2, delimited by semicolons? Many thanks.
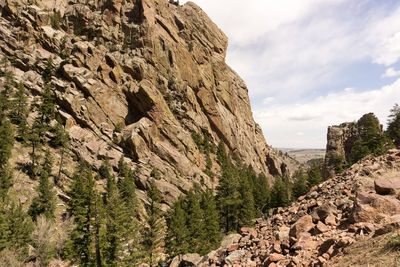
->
0;0;297;203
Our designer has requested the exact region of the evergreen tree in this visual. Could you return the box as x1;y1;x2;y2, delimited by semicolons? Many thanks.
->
67;162;96;266
349;113;388;164
185;189;205;253
200;189;221;253
307;160;323;187
142;181;164;267
0;119;14;199
238;175;256;227
387;103;400;147
253;173;270;215
51;124;69;186
270;177;290;208
104;165;140;266
216;162;242;233
28;152;56;220
4;202;34;255
165;197;189;256
292;171;308;199
0;119;13;167
10;83;28;141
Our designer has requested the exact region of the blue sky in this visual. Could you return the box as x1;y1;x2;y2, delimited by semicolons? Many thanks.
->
181;0;400;148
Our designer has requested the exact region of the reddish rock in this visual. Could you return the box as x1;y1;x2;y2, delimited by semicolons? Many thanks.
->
325;214;337;226
352;192;400;223
289;215;314;239
226;243;239;252
268;253;286;262
292;233;318;251
374;177;400;195
315;221;329;234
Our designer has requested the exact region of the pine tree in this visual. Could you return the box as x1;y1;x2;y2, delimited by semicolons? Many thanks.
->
51;124;69;186
104;166;140;266
6;202;34;254
270;177;290;208
28;152;56;221
165;196;189;257
308;160;323;187
185;189;205;253
0;119;14;199
292;171;309;199
67;162;95;266
216;162;242;233
0;119;13;167
239;175;256;227
142;181;164;267
200;189;221;253
10;83;28;141
387;103;400;147
253;173;270;215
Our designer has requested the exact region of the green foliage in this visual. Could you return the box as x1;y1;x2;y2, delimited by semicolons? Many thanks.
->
307;160;323;187
386;233;400;251
166;188;221;258
102;162;141;266
28;152;56;221
10;83;28;141
67;162;96;266
349;113;389;164
142;181;164;267
0;201;34;255
0;119;14;167
50;11;62;30
0;119;14;199
292;171;309;199
387;103;400;147
270;177;290;208
165;196;189;256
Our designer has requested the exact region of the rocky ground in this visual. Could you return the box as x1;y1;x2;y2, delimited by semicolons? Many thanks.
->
171;149;400;266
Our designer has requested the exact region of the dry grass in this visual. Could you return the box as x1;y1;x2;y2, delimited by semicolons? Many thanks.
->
330;233;400;267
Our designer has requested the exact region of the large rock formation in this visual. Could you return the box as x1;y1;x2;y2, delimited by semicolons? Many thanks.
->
323;122;358;178
0;0;297;203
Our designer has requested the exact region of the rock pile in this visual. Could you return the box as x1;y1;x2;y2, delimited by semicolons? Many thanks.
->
192;149;400;266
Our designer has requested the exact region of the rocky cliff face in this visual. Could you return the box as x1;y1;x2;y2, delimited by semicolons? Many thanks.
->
323;122;358;179
0;0;296;203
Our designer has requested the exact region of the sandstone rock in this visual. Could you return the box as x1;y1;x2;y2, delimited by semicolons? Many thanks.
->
170;253;202;267
221;234;242;248
374;176;400;195
289;215;314;239
268;253;286;262
325;214;337;226
314;221;329;234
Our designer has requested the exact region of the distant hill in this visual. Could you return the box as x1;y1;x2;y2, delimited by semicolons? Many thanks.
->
279;148;326;164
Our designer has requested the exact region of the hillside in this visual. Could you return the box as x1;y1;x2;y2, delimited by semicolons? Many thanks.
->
188;149;400;266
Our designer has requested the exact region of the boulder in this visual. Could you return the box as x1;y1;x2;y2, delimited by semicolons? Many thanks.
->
289;215;314;239
374;177;400;195
170;253;202;267
220;234;242;248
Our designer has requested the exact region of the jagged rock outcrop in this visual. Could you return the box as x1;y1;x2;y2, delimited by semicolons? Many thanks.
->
193;149;400;266
0;0;297;204
323;122;357;179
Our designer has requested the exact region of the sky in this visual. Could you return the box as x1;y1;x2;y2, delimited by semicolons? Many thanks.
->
181;0;400;149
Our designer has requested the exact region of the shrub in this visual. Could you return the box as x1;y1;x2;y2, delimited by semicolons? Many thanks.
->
386;234;400;251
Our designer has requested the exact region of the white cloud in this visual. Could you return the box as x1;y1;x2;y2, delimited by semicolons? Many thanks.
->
382;67;400;78
181;1;400;148
255;79;400;148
